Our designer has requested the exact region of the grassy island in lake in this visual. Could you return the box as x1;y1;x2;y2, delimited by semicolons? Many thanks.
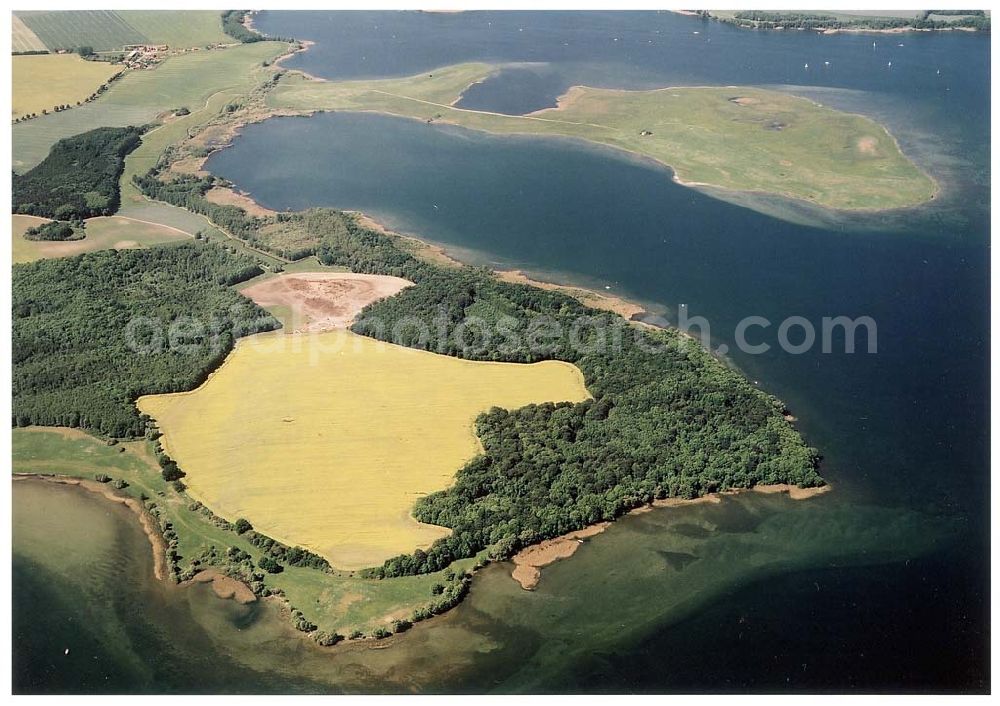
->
269;62;936;211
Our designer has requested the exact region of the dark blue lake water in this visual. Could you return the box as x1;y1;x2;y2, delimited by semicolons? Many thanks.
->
15;11;989;693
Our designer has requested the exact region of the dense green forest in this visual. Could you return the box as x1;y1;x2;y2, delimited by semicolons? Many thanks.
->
130;165;823;575
12;243;279;437
13;126;144;220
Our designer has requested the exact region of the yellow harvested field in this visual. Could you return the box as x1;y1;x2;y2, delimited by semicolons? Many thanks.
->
13;54;120;120
13;214;189;263
137;329;590;570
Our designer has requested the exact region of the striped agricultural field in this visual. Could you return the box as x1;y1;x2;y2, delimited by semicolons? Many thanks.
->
12;15;47;53
17;10;146;52
14;10;230;52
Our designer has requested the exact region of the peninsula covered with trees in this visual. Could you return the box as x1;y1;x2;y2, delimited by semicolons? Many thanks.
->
12;9;826;644
129;159;823;576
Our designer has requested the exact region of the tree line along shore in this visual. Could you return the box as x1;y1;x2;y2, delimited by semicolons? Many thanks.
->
692;10;990;33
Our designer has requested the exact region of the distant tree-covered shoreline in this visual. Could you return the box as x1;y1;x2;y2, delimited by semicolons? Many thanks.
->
221;10;294;44
705;10;990;32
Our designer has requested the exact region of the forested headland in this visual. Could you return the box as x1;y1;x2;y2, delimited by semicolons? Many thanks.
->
13;125;144;221
222;10;265;43
326;213;823;576
221;10;293;44
132;164;824;577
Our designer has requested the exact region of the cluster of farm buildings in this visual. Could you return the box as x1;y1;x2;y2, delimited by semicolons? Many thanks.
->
120;44;168;69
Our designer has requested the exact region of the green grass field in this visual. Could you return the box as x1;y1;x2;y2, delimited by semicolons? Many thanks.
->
13;41;286;173
116;11;231;47
15;10;229;52
112;66;294;268
270;63;936;210
12;214;190;263
118;90;239;205
13;426;483;637
113;201;287;267
705;10;987;29
13;54;120;120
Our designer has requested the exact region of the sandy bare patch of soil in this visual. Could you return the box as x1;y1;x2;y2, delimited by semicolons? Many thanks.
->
511;523;611;590
751;483;831;500
242;273;413;333
188;569;257;604
540;85;587;113
168;155;212;178
649;494;723;509
498;270;648;322
205;186;277;217
336;592;364;611
509;482;831;589
857;136;879;155
648;483;831;507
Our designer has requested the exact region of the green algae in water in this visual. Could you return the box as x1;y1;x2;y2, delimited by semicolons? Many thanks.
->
13;479;958;693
